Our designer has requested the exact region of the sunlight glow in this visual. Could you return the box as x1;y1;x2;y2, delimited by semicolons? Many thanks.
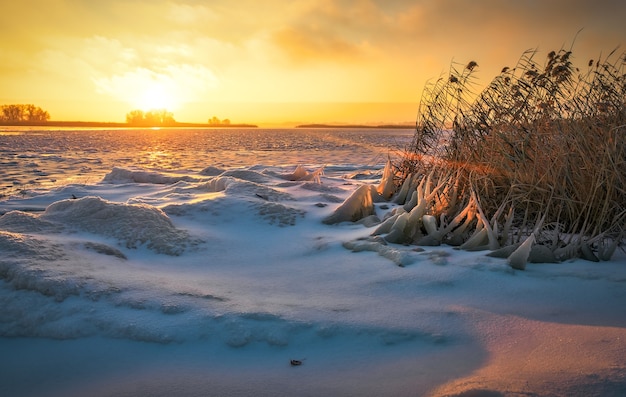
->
93;67;200;115
2;1;623;125
133;84;177;112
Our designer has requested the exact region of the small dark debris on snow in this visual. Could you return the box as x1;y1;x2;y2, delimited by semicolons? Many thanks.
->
290;359;303;366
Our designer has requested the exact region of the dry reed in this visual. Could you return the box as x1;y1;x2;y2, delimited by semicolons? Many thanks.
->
393;47;625;263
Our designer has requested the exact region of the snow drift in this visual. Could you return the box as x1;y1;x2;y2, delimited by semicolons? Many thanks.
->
39;196;195;255
103;167;199;184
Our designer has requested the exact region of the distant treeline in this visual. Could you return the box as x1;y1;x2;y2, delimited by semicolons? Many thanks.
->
125;110;255;128
0;104;257;127
126;109;176;126
0;104;50;123
0;120;258;128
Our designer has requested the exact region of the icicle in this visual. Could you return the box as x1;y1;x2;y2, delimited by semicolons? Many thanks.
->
407;173;420;196
406;201;427;241
471;189;499;250
376;160;396;200
445;171;460;218
580;242;599;262
393;173;413;204
507;233;535;270
413;214;439;246
371;212;401;236
499;206;514;247
598;238;619;261
486;243;521;258
322;185;377;224
446;201;477;246
281;165;325;183
553;242;579;261
384;212;410;244
528;244;558;263
403;190;418;212
460;227;489;250
422;214;438;236
439;196;474;237
423;169;434;198
308;166;325;184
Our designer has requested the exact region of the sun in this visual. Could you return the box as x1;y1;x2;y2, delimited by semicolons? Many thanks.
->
133;83;178;112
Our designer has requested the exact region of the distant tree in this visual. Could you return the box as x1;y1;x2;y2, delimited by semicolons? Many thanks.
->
1;105;23;122
146;109;175;125
25;104;50;121
208;116;231;125
126;109;145;124
1;104;50;123
126;108;175;126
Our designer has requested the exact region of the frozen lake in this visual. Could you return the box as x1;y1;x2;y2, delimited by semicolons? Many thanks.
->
0;127;413;197
1;126;625;397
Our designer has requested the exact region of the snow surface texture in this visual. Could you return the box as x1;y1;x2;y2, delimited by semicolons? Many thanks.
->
1;162;626;397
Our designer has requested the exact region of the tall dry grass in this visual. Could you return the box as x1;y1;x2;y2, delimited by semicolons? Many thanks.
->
395;47;625;263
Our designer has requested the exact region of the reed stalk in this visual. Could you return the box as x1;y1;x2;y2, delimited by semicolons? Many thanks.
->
394;47;625;262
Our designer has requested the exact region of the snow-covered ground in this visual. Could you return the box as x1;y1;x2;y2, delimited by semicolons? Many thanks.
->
1;128;625;396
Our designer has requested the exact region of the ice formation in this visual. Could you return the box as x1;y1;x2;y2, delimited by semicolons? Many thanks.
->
322;184;380;224
279;164;325;183
333;162;620;269
342;237;415;266
507;233;535;270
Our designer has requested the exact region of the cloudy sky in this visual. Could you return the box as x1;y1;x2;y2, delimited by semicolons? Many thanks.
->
1;0;624;126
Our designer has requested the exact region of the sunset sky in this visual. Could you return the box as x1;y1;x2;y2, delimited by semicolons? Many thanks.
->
1;0;625;127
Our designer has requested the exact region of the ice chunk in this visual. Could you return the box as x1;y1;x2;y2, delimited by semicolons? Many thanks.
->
279;165;325;183
528;244;558;263
343;238;415;266
322;184;379;224
371;211;402;236
376;160;395;199
384;212;410;244
507;233;535;270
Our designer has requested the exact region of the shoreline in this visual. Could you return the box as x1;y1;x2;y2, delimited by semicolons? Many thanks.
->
0;122;418;130
0;121;258;128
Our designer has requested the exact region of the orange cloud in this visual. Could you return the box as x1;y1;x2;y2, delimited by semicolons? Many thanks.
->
272;26;367;64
